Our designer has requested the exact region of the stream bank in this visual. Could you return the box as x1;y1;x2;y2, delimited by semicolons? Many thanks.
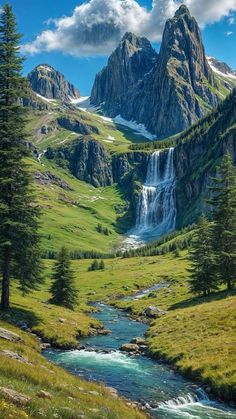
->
44;299;236;419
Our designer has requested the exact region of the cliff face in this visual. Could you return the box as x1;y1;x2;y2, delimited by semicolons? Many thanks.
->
45;137;150;189
28;64;80;102
124;5;219;138
91;5;221;139
69;139;113;187
90;32;157;116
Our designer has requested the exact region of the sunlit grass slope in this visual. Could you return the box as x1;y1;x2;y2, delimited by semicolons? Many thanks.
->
29;157;130;253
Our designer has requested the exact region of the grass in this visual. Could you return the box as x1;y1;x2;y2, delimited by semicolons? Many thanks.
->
0;251;235;409
29;156;130;253
26;107;153;154
147;294;236;402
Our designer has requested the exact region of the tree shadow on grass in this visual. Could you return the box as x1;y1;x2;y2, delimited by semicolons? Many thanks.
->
0;305;41;328
169;289;236;311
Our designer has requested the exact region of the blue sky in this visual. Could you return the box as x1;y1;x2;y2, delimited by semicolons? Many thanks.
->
8;0;236;95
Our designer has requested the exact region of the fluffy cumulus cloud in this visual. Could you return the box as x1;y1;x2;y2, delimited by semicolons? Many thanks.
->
22;0;236;56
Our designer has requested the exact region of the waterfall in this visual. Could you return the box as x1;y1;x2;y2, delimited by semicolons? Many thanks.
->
135;147;176;239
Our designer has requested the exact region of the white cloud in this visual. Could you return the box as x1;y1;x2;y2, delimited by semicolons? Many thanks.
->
22;0;236;56
226;30;234;35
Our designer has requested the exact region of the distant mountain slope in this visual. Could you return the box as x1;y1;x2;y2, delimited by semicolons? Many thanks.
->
28;64;80;102
91;5;233;139
208;57;236;78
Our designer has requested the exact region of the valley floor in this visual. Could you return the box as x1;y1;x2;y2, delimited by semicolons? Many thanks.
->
0;252;235;418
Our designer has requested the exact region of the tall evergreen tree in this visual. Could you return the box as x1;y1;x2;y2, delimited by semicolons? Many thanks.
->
0;4;41;309
209;153;236;290
50;247;78;310
189;215;217;296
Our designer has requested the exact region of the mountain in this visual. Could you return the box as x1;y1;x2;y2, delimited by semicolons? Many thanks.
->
28;64;80;102
208;57;236;78
91;5;227;139
91;32;157;116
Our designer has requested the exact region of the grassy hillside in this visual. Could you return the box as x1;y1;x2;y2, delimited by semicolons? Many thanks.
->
26;105;152;155
0;320;145;419
29;156;130;253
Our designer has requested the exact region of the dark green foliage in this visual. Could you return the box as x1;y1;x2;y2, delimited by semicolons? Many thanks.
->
0;5;41;309
188;215;217;296
99;260;105;270
88;259;105;271
96;224;110;236
50;247;78;310
209;153;236;290
122;225;195;258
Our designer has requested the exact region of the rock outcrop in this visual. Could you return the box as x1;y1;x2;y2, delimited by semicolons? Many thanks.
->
69;139;113;187
91;5;221;139
57;116;100;135
28;64;80;102
91;32;157;116
0;327;23;343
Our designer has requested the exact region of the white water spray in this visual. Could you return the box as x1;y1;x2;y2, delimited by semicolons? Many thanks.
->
135;147;176;239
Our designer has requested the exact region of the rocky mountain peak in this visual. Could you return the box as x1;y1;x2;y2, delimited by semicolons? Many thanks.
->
90;33;157;115
28;64;80;102
174;4;190;18
91;5;223;139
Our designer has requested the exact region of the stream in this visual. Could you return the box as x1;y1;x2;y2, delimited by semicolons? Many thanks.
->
44;286;236;419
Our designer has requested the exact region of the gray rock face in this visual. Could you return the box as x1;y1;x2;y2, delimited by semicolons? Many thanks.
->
70;139;113;187
91;32;157;115
57;116;100;135
123;5;219;138
0;327;23;343
91;5;219;139
28;64;80;102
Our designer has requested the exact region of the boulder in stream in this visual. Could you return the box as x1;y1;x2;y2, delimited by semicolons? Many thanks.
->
143;306;167;319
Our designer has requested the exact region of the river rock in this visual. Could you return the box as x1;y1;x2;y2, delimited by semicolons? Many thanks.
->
120;343;140;353
0;387;31;405
143;306;167;319
40;342;51;350
106;386;119;398
130;337;146;345
149;400;159;409
0;327;23;343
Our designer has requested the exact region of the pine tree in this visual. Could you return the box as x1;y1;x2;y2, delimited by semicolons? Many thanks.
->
189;215;217;296
209;153;236;290
99;260;105;270
50;247;78;310
0;4;41;309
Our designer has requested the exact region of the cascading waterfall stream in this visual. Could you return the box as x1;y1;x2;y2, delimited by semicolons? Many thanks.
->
134;147;176;242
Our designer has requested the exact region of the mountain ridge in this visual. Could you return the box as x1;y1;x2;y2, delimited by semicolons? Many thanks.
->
91;5;233;139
